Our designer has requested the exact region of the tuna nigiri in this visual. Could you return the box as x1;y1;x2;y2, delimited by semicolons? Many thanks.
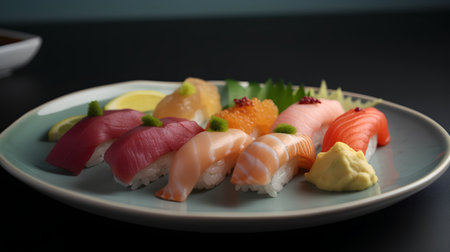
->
152;77;222;127
270;96;344;149
211;96;278;139
321;107;390;160
156;117;252;202
231;124;316;197
46;101;145;175
104;116;204;189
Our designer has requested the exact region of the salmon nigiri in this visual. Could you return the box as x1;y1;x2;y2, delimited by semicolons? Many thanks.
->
321;107;390;160
104;116;204;189
152;77;222;127
270;96;344;149
231;124;316;197
46;101;145;175
156;117;252;202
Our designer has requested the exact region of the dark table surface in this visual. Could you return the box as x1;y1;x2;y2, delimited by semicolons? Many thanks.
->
1;11;449;249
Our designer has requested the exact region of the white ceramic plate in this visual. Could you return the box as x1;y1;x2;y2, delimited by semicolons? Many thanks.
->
0;80;449;232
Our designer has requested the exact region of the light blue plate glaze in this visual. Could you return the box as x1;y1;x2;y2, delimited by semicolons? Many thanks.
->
1;80;449;232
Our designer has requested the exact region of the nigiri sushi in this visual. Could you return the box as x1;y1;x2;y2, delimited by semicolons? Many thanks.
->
46;101;145;175
104;115;204;189
211;96;278;139
152;77;222;127
321;107;390;160
156;117;252;202
270;96;344;148
231;124;316;197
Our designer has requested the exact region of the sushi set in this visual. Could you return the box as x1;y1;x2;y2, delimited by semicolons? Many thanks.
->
0;78;449;231
45;77;391;201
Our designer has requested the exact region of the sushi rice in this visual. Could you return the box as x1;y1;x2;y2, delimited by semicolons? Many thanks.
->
312;125;328;150
365;134;377;161
234;158;298;197
195;155;237;189
85;140;115;167
127;152;175;189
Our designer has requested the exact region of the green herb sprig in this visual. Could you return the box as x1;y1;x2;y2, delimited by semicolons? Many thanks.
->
225;78;306;112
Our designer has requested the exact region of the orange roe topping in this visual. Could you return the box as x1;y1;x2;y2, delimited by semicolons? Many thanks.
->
212;97;278;137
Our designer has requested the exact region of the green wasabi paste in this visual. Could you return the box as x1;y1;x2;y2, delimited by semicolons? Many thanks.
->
141;114;163;127
87;101;103;117
273;123;297;135
178;81;196;96
208;116;228;132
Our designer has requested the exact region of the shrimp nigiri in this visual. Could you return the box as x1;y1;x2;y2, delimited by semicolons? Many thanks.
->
156;117;252;202
104;116;204;189
321;107;390;160
46;101;145;175
152;77;222;127
270;96;344;149
231;124;316;197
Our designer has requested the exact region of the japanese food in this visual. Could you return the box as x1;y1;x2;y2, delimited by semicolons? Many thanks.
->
231;124;316;197
156;117;252;202
43;77;391;200
212;96;278;139
270;96;344;149
321;107;391;161
104;116;204;189
46;101;145;175
152;77;222;127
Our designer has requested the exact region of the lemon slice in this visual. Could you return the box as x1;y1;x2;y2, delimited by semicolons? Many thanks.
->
104;90;166;112
48;115;85;141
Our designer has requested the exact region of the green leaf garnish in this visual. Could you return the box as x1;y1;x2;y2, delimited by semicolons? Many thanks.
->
225;78;306;112
294;84;306;101
306;80;383;111
225;79;382;112
225;79;245;108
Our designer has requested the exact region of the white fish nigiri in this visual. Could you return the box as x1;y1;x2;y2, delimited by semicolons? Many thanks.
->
270;97;344;149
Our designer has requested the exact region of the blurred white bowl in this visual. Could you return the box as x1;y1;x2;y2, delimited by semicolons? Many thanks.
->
0;28;42;78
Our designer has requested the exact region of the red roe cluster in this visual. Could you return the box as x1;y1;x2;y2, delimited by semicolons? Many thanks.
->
234;96;253;107
299;96;321;104
354;107;364;112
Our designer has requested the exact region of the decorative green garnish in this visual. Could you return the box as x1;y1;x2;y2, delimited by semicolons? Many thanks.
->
273;123;297;135
225;79;306;112
141;114;163;127
87;101;103;117
208;116;228;132
178;81;196;96
306;80;383;111
225;79;382;112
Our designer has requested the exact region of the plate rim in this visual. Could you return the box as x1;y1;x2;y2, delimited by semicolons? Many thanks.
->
1;80;449;221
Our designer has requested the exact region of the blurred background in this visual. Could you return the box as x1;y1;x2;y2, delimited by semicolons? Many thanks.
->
2;0;450;23
1;0;450;248
1;0;450;129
